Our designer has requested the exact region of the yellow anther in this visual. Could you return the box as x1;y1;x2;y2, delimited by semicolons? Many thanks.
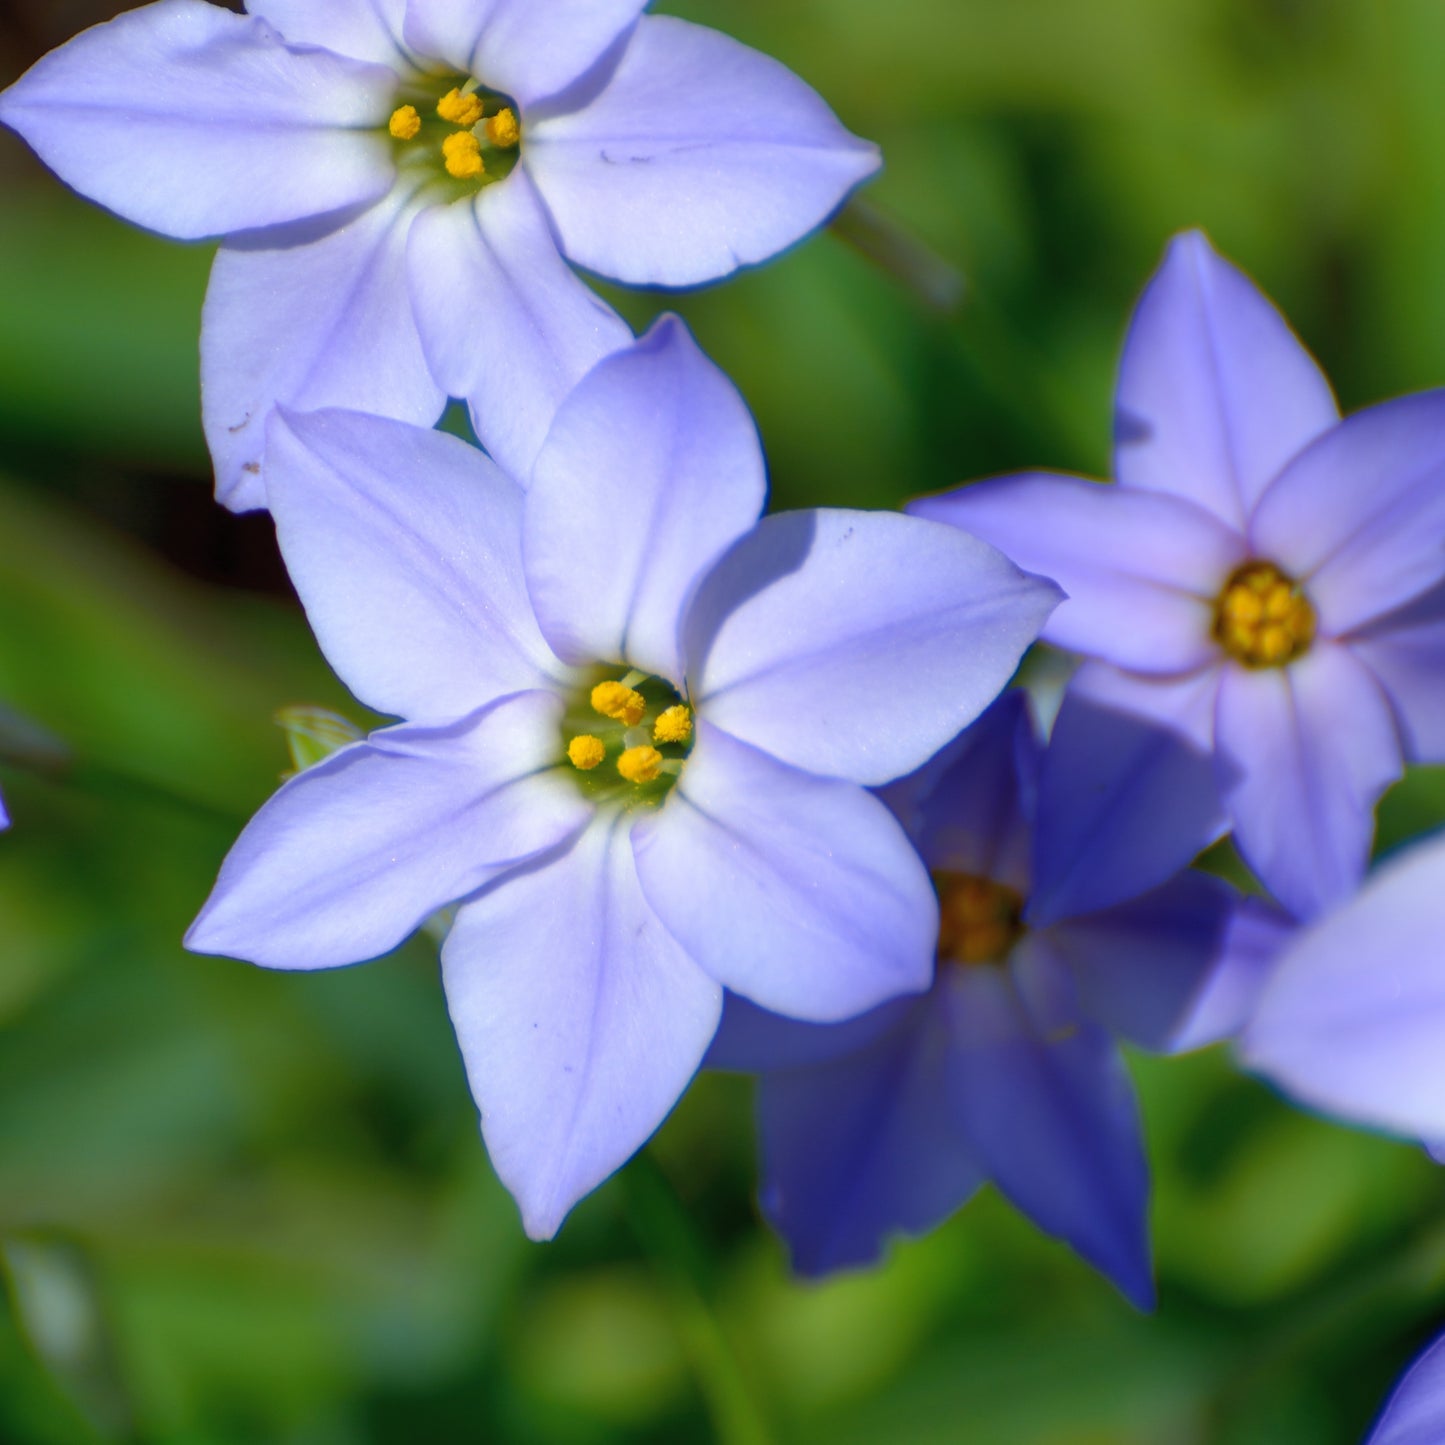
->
568;735;606;771
437;87;485;128
653;705;693;746
935;873;1024;967
591;680;647;727
617;746;664;785
388;104;422;140
442;130;484;180
486;107;520;148
1212;560;1315;669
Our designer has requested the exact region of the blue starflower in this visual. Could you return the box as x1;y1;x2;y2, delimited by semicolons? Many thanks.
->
911;230;1445;922
1364;1327;1445;1444
0;0;879;511
1242;828;1445;1143
184;316;1059;1236
707;691;1278;1307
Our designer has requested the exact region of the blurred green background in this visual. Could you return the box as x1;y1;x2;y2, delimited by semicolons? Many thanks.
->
3;0;1445;1441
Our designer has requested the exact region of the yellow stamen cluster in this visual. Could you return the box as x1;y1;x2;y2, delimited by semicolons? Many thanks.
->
486;107;521;148
1212;560;1316;669
388;104;422;140
442;130;484;180
935;873;1025;967
653;705;693;745
568;735;607;771
437;87;485;128
617;746;664;785
591;680;647;727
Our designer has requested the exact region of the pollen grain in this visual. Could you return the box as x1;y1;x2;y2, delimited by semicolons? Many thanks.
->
617;746;664;785
568;735;607;771
437;87;485;128
442;130;485;180
591;680;647;727
486;107;521;148
388;104;422;140
653;706;693;745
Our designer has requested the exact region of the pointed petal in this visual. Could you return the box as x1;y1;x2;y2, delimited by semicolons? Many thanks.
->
1029;672;1227;927
403;0;647;109
442;816;721;1238
1250;391;1445;635
186;692;588;969
265;408;565;720
1352;579;1445;763
525;316;766;683
941;944;1154;1309
755;1003;984;1276
526;16;879;287
1047;871;1239;1053
248;0;412;68
1114;230;1338;531
201;186;444;512
686;510;1059;787
1366;1332;1445;1445
878;691;1038;894
911;473;1244;674
632;724;937;1023
1216;644;1401;920
704;990;918;1075
0;0;397;240
1244;831;1445;1142
405;173;632;482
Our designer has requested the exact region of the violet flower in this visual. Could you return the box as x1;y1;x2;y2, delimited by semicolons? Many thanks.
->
185;317;1058;1236
912;231;1445;923
708;691;1276;1306
0;0;878;510
1365;1328;1445;1445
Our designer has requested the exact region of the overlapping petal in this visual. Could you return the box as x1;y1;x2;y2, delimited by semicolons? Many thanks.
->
525;317;766;682
248;0;413;69
525;16;879;286
940;944;1154;1308
202;186;444;511
186;693;587;970
1113;230;1338;531
704;991;919;1075
442;816;721;1239
754;1005;983;1276
1244;831;1445;1141
404;0;648;109
1351;580;1445;763
265;409;565;721
1250;391;1445;635
631;724;937;1023
1216;644;1401;921
685;510;1058;787
1366;1333;1445;1445
0;0;397;240
406;173;633;483
910;474;1244;675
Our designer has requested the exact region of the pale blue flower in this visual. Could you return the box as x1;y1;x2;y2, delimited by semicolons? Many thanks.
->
0;0;878;510
186;318;1058;1235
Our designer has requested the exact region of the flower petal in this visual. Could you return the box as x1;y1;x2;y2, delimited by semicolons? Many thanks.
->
941;943;1154;1309
248;0;412;68
201;185;444;512
403;0;647;109
632;723;937;1023
1351;579;1445;763
525;16;879;287
1366;1332;1445;1445
525;316;766;683
265;408;565;721
686;510;1059;787
1217;644;1402;921
910;473;1245;675
0;0;397;240
442;815;721;1238
754;1002;984;1276
405;172;633;483
878;690;1038;894
186;692;588;969
1114;230;1338;532
1250;391;1445;635
1028;671;1227;928
1243;831;1445;1142
1047;871;1240;1053
705;990;920;1075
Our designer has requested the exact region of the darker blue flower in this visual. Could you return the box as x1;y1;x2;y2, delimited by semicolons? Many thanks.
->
1364;1327;1445;1444
710;691;1281;1307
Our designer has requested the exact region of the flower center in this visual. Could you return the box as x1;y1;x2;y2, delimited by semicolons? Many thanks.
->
1211;560;1316;669
387;76;521;194
562;669;694;809
934;872;1025;967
